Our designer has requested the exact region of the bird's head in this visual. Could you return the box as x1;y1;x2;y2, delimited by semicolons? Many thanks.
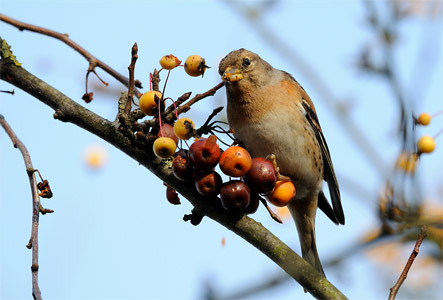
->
219;48;274;87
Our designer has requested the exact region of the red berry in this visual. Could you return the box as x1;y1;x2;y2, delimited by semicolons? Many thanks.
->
220;180;250;212
243;192;260;215
172;155;195;182
166;185;180;205
189;135;221;171
194;171;222;197
244;157;277;194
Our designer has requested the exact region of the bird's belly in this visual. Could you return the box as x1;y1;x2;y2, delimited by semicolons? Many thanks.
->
231;110;323;195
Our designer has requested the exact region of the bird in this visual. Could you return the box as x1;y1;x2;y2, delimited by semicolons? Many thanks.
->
218;48;345;276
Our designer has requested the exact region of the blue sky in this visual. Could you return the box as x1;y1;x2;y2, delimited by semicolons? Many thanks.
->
1;1;442;299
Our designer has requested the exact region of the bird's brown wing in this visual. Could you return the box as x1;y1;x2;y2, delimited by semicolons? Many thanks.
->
301;100;345;225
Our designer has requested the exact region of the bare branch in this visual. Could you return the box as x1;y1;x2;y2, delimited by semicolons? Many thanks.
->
0;114;46;300
388;226;428;300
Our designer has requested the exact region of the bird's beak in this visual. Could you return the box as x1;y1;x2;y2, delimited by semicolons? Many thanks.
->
222;67;243;82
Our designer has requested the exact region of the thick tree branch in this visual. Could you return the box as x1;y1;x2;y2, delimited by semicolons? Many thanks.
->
0;39;347;299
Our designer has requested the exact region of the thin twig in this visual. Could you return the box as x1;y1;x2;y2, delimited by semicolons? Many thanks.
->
176;81;224;115
0;89;14;94
0;13;141;96
388;225;428;300
0;114;44;300
194;106;225;137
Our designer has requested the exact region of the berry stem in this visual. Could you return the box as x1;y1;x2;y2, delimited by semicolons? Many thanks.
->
158;95;163;137
85;70;90;94
161;70;171;99
162;97;179;120
91;69;109;86
433;128;443;140
431;111;443;119
172;99;179;120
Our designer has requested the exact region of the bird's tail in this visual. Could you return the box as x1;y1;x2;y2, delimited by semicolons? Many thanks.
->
287;199;325;276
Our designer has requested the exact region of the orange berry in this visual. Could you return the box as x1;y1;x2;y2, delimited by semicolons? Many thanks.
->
219;146;252;177
417;113;431;126
417;135;436;154
139;90;162;116
160;54;181;70
267;181;296;207
153;137;176;158
184;55;209;77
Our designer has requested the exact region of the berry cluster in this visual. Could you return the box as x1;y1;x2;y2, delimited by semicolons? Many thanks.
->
396;112;440;173
140;54;205;159
137;54;296;218
171;135;296;214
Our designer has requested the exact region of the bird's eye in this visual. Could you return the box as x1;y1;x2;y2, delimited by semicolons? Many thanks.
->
242;57;251;67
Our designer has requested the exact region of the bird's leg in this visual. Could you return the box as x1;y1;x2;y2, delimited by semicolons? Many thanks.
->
266;154;292;181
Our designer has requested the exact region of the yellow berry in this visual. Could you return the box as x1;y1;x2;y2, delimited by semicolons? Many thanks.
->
417;113;431;126
160;54;181;70
139;91;162;116
153;137;177;158
417;135;436;154
173;118;195;140
184;55;209;77
267;181;296;207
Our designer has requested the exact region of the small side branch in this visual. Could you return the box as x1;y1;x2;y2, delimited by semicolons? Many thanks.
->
176;81;224;115
0;114;51;300
125;43;138;114
388;226;428;300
